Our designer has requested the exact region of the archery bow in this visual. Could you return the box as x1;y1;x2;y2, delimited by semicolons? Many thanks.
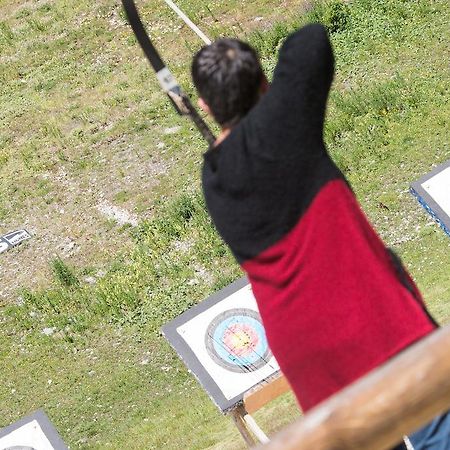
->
121;0;216;146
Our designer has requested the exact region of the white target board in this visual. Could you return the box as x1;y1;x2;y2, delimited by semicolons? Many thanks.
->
162;278;280;412
410;160;450;237
0;410;67;450
0;229;32;255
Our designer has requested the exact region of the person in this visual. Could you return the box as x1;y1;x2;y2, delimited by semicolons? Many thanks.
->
191;24;449;449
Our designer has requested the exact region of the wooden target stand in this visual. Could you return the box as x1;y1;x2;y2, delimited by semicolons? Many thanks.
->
161;278;293;447
229;373;292;447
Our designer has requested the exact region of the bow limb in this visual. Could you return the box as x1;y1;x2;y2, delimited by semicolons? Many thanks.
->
121;0;216;145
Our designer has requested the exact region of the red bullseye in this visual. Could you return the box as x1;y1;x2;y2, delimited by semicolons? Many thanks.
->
222;323;259;357
205;308;272;373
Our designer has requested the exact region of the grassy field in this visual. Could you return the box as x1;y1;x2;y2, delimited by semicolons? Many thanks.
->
1;0;449;448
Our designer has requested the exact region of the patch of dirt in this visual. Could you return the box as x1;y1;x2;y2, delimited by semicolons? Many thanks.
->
1;0;49;21
0;0;307;304
0;138;169;303
97;201;138;226
199;0;310;35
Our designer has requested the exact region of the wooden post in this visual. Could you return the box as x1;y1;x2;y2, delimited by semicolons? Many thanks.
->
231;405;257;447
230;404;271;446
228;372;293;447
244;373;291;414
260;325;450;450
243;413;270;444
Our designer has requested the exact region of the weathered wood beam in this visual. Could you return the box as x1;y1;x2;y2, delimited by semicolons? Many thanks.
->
261;325;450;450
244;373;291;414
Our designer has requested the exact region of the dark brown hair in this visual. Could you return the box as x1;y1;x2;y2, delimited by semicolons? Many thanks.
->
191;38;264;127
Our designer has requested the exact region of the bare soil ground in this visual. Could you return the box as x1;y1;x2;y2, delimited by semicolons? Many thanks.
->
0;0;304;304
0;143;169;302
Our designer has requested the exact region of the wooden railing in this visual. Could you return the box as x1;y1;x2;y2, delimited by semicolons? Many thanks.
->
261;325;450;449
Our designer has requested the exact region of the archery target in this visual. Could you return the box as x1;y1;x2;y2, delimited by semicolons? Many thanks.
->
0;229;32;255
205;308;272;373
0;420;54;450
411;160;450;237
421;165;450;216
0;411;67;450
175;282;279;402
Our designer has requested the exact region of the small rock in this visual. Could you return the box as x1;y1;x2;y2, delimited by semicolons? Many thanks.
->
97;201;138;227
164;126;181;135
84;276;96;284
42;327;56;336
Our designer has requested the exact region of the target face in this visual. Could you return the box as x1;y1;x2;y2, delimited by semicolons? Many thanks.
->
205;308;271;373
162;278;280;412
0;411;67;450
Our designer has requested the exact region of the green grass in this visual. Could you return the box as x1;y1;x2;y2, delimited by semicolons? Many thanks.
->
1;0;449;448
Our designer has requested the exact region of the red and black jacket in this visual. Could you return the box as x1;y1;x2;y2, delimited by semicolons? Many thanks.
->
202;24;436;411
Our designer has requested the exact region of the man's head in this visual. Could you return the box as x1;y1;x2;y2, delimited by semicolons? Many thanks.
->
192;38;266;129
